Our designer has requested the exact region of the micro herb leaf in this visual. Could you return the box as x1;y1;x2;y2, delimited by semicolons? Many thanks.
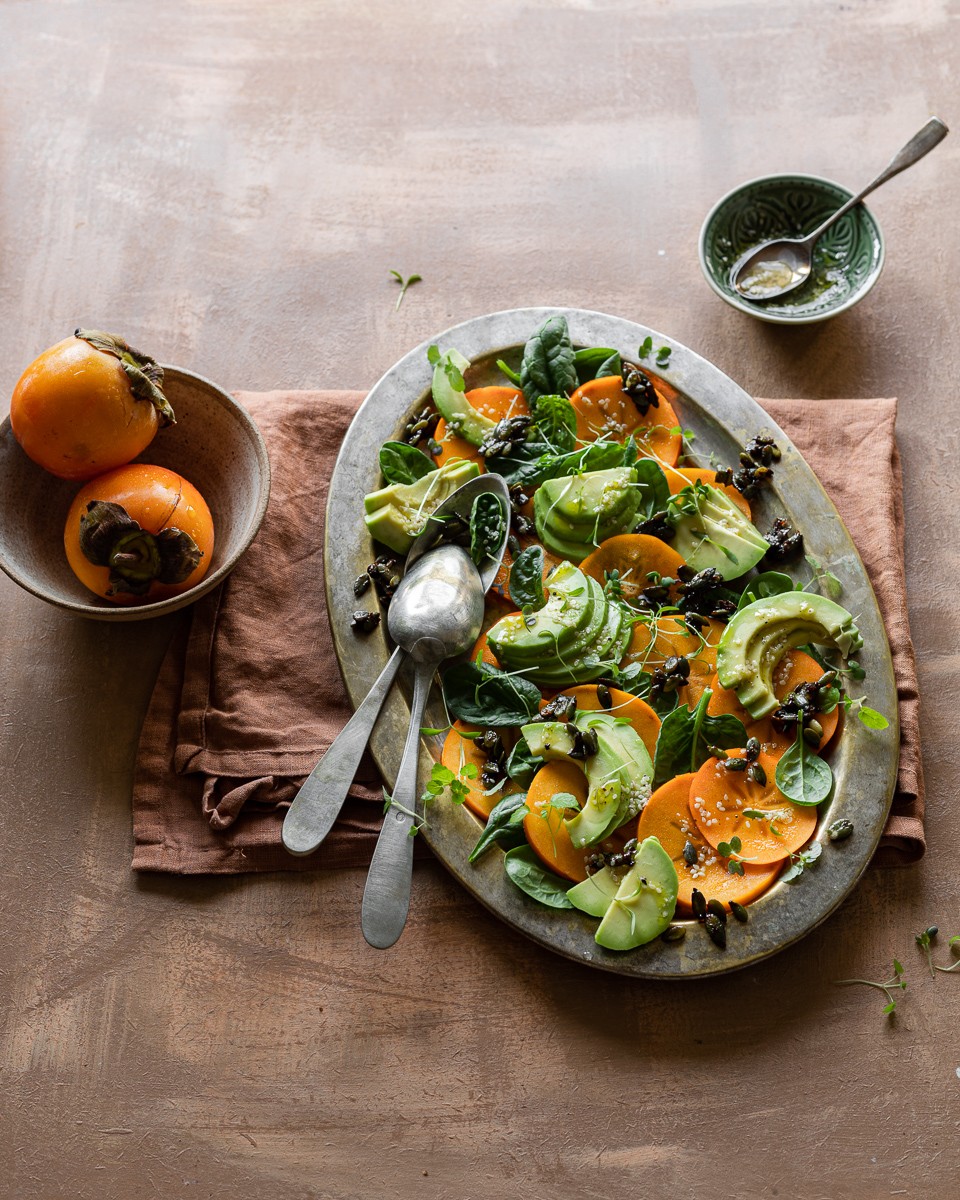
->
638;336;653;360
858;705;890;731
531;393;578;453
427;344;441;366
468;793;529;862
509;544;546;612
378;440;437;486
775;726;833;806
804;553;843;600
781;840;823;884
390;269;422;310
835;959;906;1017
916;925;939;978
934;934;960;974
503;845;573;909
545;791;580;813
656;345;672;365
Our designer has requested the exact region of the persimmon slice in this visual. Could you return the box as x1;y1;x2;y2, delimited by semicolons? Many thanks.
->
523;760;633;883
637;774;783;914
434;386;529;468
440;721;520;820
706;649;838;752
688;751;817;863
663;467;751;519
580;534;686;605
563;684;660;758
569;376;682;465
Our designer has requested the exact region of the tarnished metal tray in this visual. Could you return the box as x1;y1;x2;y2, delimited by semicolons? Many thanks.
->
324;307;899;978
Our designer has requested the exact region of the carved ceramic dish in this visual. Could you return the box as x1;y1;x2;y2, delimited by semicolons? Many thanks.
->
324;307;898;977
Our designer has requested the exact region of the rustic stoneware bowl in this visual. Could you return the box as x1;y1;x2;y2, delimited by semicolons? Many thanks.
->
0;365;270;620
699;173;885;324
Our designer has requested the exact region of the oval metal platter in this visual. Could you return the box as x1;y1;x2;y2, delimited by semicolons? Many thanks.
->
324;307;899;978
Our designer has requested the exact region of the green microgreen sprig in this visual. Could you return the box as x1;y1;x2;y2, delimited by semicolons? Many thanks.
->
835;960;907;1016
390;269;422;310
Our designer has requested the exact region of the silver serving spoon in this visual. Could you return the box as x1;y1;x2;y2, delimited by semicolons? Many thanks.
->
281;474;508;859
730;116;948;301
360;544;485;949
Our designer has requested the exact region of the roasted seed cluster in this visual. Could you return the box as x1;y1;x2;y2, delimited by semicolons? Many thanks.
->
649;654;690;701
508;485;535;538
764;517;805;564
478;415;533;460
476;729;508;789
770;672;837;737
620;360;660;417
402;404;440;448
585;837;638;875
677;565;737;621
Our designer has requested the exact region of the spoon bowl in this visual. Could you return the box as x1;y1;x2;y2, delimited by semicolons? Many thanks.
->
387;543;485;656
729;117;947;302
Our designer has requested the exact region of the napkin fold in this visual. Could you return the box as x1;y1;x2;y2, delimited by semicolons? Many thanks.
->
132;391;924;873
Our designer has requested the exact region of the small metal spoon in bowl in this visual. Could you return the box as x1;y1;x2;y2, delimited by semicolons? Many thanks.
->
360;543;485;949
730;116;948;301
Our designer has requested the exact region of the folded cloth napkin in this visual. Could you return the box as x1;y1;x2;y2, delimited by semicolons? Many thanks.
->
132;392;924;873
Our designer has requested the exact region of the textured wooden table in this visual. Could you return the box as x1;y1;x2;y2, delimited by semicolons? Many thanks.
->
1;3;957;1198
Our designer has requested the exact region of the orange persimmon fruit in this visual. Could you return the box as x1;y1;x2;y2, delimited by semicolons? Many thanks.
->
64;464;214;604
11;330;174;480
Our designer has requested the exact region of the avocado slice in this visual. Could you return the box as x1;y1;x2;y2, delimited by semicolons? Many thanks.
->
534;468;641;560
363;459;481;553
594;836;679;951
431;348;496;446
668;484;768;581
564;718;654;847
529;600;628;686
522;721;581;761
567;866;626;918
717;591;864;718
520;712;654;849
487;565;604;667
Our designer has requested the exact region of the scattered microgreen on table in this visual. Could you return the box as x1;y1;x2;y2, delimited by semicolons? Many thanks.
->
389;269;422;310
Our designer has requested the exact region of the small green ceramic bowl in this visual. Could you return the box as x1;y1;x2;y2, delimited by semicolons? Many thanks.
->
699;173;885;324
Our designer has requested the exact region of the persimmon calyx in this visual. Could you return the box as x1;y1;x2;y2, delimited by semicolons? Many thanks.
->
74;328;176;426
79;500;202;595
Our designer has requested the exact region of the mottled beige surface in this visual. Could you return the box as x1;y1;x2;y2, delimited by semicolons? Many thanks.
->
1;2;958;1198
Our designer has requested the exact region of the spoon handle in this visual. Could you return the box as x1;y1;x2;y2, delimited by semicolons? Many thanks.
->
361;651;437;949
281;645;404;856
805;116;949;245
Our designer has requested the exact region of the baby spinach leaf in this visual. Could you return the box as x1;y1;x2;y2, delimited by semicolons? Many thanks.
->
469;492;506;567
634;459;669;520
492;436;624;489
496;358;522;386
653;690;746;787
509;545;546;612
574;345;620;383
736;571;797;610
531;393;577;453
378;440;436;486
775;728;833;806
505;736;545;787
503;845;573;908
520;315;578;407
443;661;541;727
468;793;529;862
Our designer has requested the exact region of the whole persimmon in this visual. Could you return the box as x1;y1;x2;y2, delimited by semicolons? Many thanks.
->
64;464;214;604
10;329;175;480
